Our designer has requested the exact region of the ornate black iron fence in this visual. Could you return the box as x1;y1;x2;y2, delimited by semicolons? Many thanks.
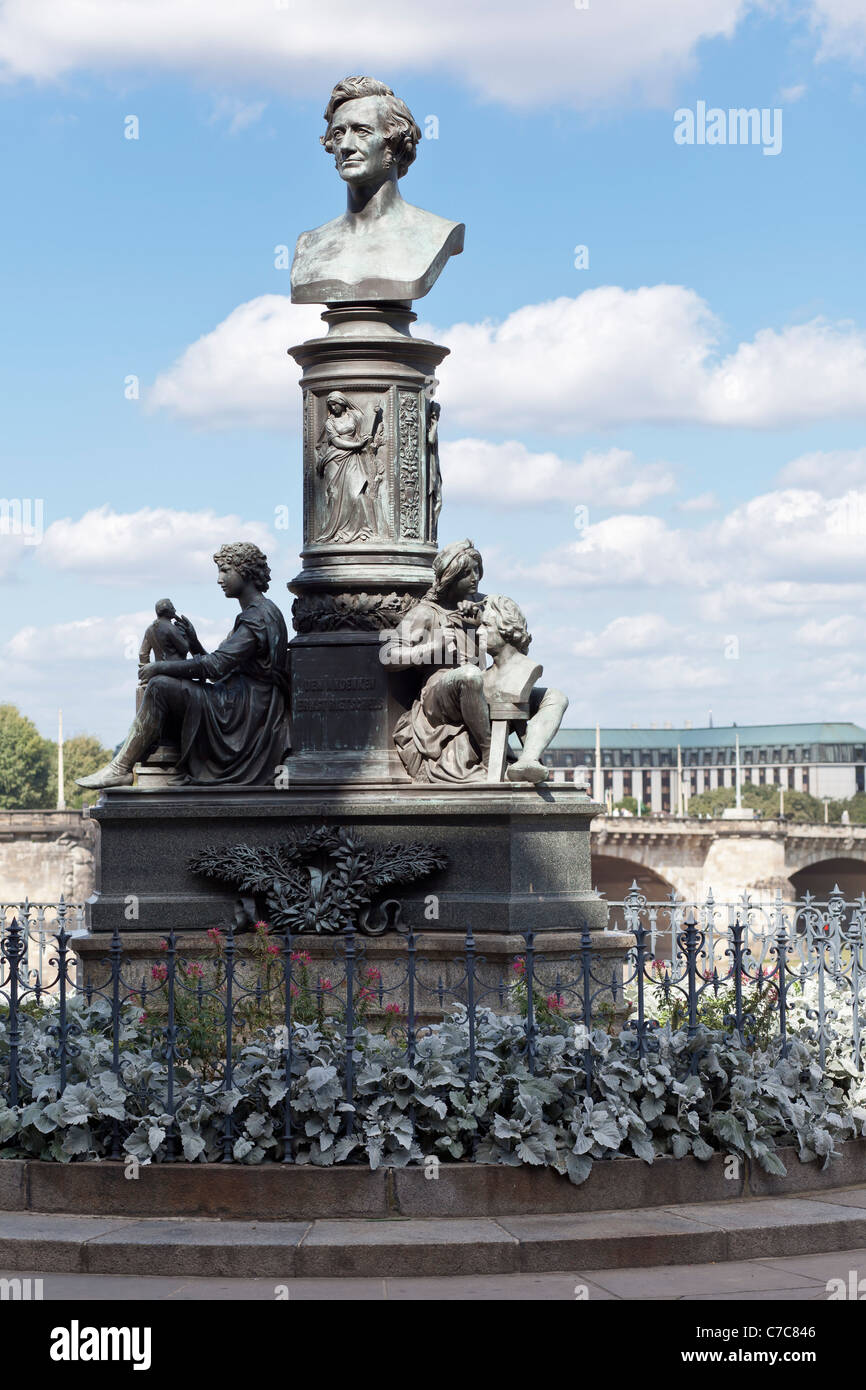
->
1;891;866;1162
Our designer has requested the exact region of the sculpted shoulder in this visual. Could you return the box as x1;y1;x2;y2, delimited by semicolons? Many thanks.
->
291;201;464;304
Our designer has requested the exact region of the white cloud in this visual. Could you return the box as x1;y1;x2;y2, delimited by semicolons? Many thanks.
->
149;297;321;430
441;440;675;509
779;82;807;101
571;613;684;658
0;0;752;109
151;289;866;434
810;0;866;61
696;578;866;624
776;447;866;493
210;96;268;134
678;491;720;512
34;506;275;585
514;514;689;589
794;614;860;647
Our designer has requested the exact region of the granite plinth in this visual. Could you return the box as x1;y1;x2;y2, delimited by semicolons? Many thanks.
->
85;783;607;935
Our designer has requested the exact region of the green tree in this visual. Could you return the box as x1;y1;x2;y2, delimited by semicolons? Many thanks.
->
614;796;650;815
47;734;115;810
0;705;53;809
688;783;832;823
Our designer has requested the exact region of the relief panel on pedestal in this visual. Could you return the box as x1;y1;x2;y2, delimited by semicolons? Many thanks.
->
304;386;396;547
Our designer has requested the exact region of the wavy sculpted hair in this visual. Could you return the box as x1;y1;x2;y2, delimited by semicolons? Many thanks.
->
321;76;421;179
483;594;532;655
213;542;271;594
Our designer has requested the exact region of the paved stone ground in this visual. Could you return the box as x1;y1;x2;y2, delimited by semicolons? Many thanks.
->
4;1247;865;1299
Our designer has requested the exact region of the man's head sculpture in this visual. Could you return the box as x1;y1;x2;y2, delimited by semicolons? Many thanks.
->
483;594;532;655
321;76;422;182
291;74;464;303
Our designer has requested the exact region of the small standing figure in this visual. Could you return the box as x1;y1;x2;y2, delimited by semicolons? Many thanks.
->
426;399;442;544
138;599;191;674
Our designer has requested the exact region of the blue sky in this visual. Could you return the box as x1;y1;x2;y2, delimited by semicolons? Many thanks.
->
1;0;866;745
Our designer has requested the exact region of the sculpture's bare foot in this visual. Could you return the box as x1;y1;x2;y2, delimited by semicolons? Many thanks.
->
76;760;134;790
506;757;550;785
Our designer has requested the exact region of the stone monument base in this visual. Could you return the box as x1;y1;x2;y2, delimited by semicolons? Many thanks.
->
85;783;607;936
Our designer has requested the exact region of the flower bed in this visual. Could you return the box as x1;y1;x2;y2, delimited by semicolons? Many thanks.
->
2;991;865;1183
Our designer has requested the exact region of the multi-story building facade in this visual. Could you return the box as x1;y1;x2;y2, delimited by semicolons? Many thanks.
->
542;722;866;814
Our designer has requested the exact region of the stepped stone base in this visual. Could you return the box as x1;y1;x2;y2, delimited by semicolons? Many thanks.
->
2;1158;866;1276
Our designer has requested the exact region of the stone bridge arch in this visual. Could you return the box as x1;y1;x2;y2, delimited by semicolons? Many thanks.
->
789;856;866;900
590;853;678;903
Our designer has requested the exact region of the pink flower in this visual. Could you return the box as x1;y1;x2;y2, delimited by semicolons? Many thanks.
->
364;966;382;982
206;927;222;943
184;961;204;978
158;938;169;952
358;986;375;1003
545;992;565;1012
384;1002;401;1016
266;943;280;956
254;920;270;936
290;983;299;999
319;978;333;992
151;963;168;982
512;958;526;975
291;949;312;965
139;1012;148;1023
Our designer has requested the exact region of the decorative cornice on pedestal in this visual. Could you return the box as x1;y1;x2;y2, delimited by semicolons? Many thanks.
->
291;590;418;633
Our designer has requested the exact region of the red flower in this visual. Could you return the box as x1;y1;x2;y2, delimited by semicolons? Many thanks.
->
184;961;204;978
512;958;526;974
266;943;280;956
291;949;312;965
206;927;222;943
151;963;168;982
545;992;565;1012
319;977;333;992
384;1002;401;1016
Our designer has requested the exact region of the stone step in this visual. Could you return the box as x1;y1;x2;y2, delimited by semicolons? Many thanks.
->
3;1185;866;1278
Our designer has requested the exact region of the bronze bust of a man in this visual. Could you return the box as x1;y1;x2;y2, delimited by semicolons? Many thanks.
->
291;76;464;304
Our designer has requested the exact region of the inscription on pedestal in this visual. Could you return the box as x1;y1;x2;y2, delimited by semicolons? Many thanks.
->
294;675;381;713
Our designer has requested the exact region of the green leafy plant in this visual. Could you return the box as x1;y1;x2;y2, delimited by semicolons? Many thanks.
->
3;985;865;1182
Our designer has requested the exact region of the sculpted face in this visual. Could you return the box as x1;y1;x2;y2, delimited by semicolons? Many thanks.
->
480;614;505;655
329;96;394;185
452;560;480;601
217;563;244;599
